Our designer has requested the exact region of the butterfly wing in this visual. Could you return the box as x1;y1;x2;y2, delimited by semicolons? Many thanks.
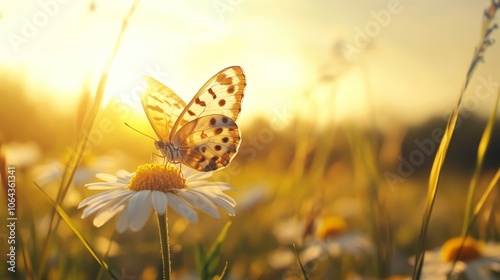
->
170;66;245;142
141;76;187;141
173;115;241;171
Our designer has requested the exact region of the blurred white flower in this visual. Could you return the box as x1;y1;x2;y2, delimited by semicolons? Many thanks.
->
33;153;128;187
32;161;65;186
272;217;304;245
269;216;374;270
418;237;500;280
236;183;268;211
299;230;374;264
3;141;41;168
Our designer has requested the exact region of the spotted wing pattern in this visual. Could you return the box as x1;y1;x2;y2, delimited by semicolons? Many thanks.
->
173;115;241;171
170;66;245;141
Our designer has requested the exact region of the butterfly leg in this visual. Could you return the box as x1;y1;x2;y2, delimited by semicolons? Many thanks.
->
177;163;184;177
151;152;165;163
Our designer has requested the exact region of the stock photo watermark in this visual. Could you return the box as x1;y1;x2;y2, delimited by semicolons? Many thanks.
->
213;0;243;21
5;166;17;273
7;0;72;52
384;74;499;189
341;0;404;61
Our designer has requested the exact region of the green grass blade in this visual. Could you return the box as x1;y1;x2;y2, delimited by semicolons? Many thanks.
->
293;243;309;280
196;243;207;279
218;262;229;280
19;232;34;280
413;105;458;280
34;182;119;280
473;168;500;217
346;128;389;278
461;85;500;235
200;221;232;280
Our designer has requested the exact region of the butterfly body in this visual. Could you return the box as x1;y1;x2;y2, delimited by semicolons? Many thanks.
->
141;66;245;172
154;140;181;163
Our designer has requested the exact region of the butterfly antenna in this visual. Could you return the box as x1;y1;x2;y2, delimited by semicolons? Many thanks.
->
124;123;157;141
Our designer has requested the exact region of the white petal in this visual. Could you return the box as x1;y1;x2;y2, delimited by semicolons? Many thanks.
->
186;170;213;182
152;191;168;215
85;182;127;190
213;200;235;216
109;193;134;212
116;208;130;233
190;182;233;191
187;180;211;187
93;204;125;227
195;187;236;206
95;173;118;182
192;190;235;216
166;193;198;222
126;191;148;216
178;190;220;218
79;194;102;209
78;189;131;209
301;243;327;263
116;169;132;180
79;190;116;210
33;162;64;186
204;190;236;206
180;166;194;177
216;192;237;206
181;165;210;180
127;191;153;232
82;200;112;219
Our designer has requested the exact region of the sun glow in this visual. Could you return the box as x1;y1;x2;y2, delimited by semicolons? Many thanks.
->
1;0;310;119
0;0;495;123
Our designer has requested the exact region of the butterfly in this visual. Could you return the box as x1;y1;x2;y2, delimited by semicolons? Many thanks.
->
141;66;246;172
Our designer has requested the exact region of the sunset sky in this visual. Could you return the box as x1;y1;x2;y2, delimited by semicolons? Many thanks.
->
1;0;499;128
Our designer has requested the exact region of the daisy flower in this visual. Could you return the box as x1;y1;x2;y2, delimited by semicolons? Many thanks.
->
269;216;374;272
417;236;500;280
299;216;374;264
3;141;41;168
78;163;236;233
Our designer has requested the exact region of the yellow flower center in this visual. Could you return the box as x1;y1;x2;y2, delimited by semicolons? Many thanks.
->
385;276;408;280
127;164;185;192
440;236;483;262
315;216;348;240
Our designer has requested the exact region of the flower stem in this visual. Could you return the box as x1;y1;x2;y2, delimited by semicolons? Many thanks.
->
156;211;171;280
